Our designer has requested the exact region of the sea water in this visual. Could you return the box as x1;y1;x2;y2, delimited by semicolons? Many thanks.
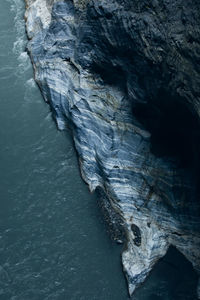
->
0;1;197;299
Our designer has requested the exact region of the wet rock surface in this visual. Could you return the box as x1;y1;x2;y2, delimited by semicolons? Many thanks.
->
25;0;200;297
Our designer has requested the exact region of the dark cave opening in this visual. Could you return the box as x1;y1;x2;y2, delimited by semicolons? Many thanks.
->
134;90;200;170
91;63;127;91
89;58;200;194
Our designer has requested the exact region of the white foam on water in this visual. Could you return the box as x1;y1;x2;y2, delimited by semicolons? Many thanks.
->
7;0;31;74
18;51;32;74
6;0;38;107
19;51;29;61
13;37;25;55
24;78;42;105
25;78;37;89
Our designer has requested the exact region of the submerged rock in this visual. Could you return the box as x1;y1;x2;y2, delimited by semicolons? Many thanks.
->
25;0;200;297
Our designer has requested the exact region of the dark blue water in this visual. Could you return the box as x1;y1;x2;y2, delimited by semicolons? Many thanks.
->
0;1;198;299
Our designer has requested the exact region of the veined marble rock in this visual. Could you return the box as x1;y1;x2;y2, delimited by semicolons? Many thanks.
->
25;0;200;297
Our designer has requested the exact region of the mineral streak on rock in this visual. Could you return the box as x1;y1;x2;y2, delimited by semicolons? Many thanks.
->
25;0;200;297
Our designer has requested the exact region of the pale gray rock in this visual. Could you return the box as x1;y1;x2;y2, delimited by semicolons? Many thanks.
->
25;0;200;297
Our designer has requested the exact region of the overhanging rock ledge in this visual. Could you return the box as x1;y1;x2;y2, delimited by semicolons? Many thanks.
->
25;0;200;296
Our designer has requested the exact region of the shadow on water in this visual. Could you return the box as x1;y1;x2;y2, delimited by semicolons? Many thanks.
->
134;246;198;300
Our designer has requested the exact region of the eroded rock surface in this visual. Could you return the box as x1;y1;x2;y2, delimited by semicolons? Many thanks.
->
25;0;200;296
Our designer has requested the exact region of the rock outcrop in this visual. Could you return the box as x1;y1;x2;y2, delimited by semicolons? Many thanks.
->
25;0;200;297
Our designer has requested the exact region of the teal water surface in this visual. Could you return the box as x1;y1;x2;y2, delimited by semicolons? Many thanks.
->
0;1;198;299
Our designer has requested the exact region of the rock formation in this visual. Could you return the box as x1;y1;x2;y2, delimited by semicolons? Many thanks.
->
24;0;200;297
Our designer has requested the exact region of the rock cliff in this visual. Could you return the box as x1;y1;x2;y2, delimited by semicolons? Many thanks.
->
25;0;200;297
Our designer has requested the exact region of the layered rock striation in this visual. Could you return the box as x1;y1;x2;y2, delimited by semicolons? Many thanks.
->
25;0;200;296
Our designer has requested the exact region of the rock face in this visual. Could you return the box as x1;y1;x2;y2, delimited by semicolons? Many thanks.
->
25;0;200;297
